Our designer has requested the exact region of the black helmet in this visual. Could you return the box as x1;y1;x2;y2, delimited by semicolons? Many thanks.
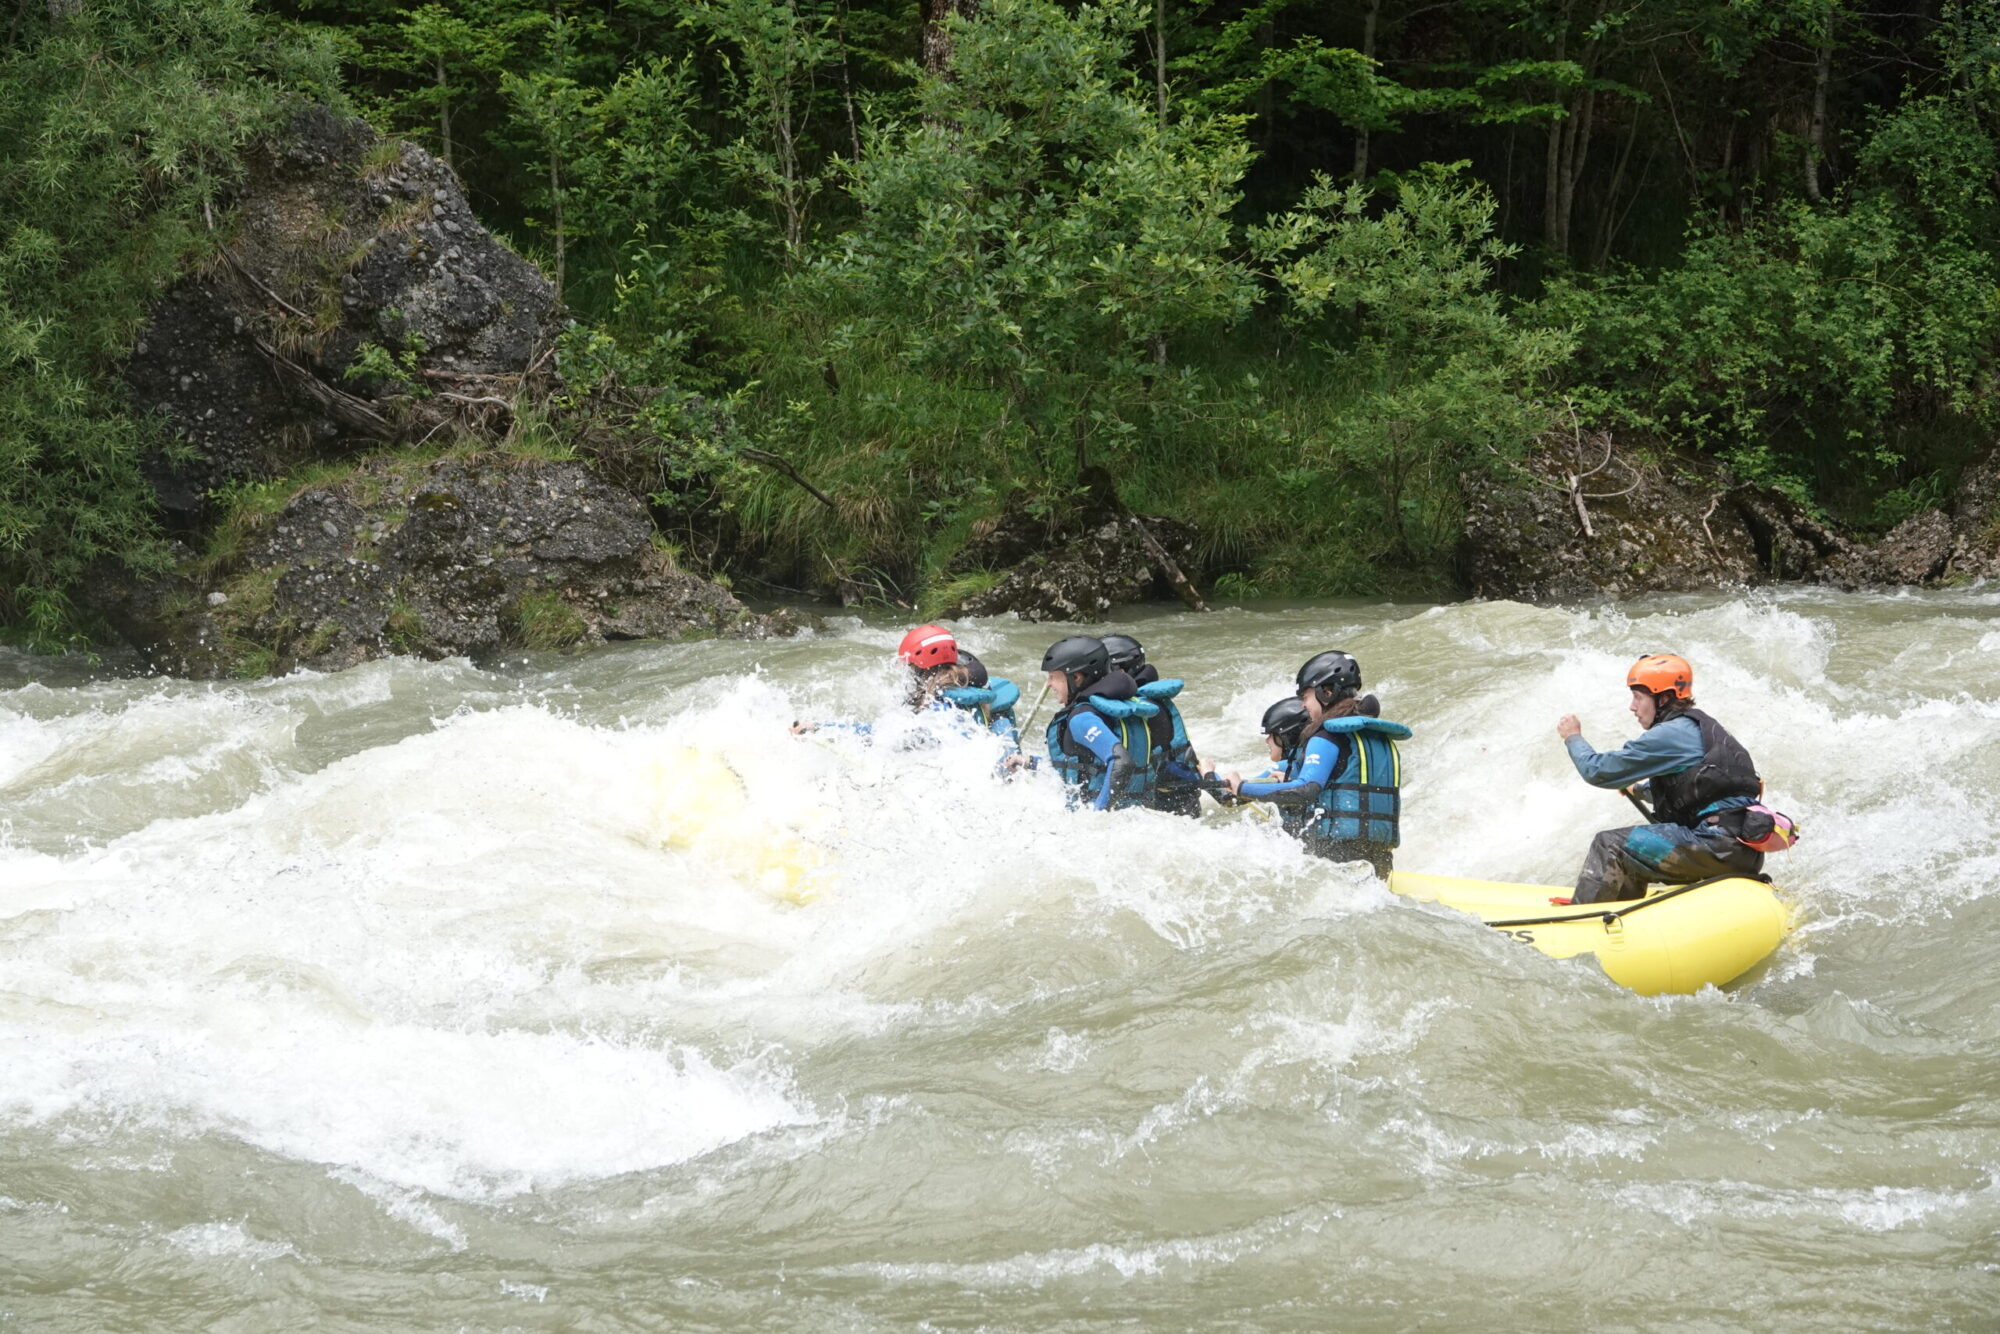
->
1100;633;1145;673
957;648;989;688
1260;697;1311;749
1041;635;1109;685
1297;650;1361;700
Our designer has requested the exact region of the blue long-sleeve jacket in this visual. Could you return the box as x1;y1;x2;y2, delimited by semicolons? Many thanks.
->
1159;749;1204;785
1238;732;1345;805
1063;708;1129;811
989;712;1021;750
1564;717;1703;793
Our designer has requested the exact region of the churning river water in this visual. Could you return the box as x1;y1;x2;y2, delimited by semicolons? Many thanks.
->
3;591;1998;1331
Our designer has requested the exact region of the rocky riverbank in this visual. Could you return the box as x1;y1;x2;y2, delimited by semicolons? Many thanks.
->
1456;429;2000;603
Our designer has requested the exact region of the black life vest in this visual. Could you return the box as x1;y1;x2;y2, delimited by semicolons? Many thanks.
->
1648;707;1760;827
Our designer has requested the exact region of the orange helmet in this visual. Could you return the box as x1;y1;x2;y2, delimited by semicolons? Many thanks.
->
1627;653;1693;700
896;623;958;670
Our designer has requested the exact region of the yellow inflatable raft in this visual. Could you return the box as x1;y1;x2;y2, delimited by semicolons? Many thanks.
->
1387;871;1788;995
650;747;825;904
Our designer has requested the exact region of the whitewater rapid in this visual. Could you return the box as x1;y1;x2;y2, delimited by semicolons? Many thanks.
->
3;591;1997;1329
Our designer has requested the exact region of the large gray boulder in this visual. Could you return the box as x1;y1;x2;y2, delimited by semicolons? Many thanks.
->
101;108;806;675
104;455;802;678
125;107;562;528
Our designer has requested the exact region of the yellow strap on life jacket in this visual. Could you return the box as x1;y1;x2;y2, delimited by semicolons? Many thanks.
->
1118;716;1146;765
1356;735;1402;788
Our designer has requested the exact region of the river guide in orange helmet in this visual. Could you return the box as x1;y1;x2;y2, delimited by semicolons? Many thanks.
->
1554;654;1796;904
1627;653;1693;700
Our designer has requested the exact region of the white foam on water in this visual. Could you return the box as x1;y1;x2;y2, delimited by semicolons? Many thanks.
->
162;1220;298;1263
1612;1177;1985;1233
329;1169;471;1250
1033;1028;1093;1073
499;1279;549;1302
6;590;1999;1286
0;664;1353;1204
823;1204;1336;1288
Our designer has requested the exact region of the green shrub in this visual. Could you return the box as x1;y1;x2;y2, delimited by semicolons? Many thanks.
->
503;589;586;650
0;0;337;648
1541;94;2000;505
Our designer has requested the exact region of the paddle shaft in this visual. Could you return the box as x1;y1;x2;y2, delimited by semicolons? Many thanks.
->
1018;679;1053;736
1621;786;1655;821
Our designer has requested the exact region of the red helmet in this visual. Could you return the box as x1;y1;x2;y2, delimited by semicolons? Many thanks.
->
896;624;958;670
1627;653;1693;700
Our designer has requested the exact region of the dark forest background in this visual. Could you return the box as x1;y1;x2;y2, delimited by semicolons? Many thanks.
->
5;0;1998;641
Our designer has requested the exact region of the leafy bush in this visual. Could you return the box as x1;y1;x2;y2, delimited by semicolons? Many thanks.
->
1542;94;2000;502
816;0;1258;475
1251;164;1572;564
0;0;336;647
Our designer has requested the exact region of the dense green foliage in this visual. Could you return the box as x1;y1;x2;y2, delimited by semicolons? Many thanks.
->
6;0;2000;639
0;1;336;643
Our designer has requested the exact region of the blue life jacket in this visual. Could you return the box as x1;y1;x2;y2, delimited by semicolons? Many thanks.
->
988;676;1021;727
1305;716;1411;847
942;676;1023;745
941;683;1003;730
1046;694;1159;805
1135;679;1197;785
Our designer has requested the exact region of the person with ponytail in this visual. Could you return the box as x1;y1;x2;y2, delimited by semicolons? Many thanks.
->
790;624;1020;750
1223;652;1409;877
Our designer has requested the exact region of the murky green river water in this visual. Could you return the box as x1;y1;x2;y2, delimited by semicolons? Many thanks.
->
3;591;1997;1330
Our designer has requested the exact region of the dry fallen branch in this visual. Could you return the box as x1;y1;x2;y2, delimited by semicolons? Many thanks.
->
420;368;522;383
220;250;315;324
1487;418;1644;541
1126;512;1209;613
740;447;837;511
250;334;396;439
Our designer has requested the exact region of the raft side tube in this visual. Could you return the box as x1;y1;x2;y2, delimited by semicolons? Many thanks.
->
1387;871;1789;996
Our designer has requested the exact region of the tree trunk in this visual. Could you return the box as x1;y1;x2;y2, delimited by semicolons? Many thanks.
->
1254;19;1276;156
1542;20;1569;254
1805;23;1832;202
1543;110;1565;255
773;80;804;256
1554;86;1595;258
920;0;980;77
1352;0;1381;181
834;0;863;162
548;151;565;298
1593;101;1643;264
436;54;453;169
